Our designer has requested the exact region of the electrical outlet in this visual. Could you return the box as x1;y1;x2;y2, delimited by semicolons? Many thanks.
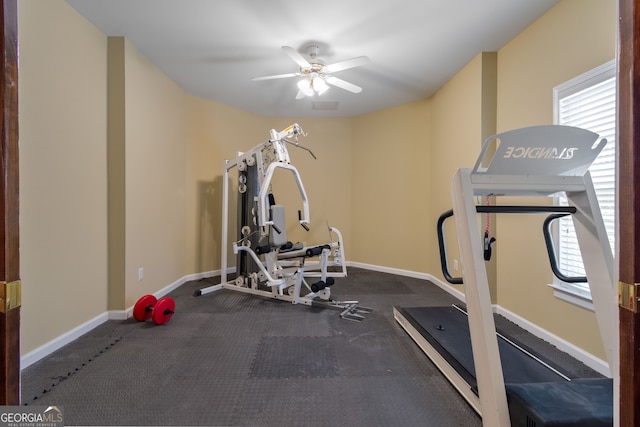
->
138;267;144;281
453;259;459;272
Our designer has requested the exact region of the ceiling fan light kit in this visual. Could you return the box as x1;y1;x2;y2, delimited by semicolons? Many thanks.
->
253;45;369;99
297;75;329;97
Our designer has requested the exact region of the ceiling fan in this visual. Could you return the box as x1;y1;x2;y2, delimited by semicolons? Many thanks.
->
252;45;369;99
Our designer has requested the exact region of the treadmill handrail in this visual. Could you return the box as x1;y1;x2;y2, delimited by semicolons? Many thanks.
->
437;205;580;285
437;209;463;285
542;214;588;283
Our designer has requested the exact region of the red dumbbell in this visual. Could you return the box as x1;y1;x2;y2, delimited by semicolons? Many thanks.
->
133;294;175;325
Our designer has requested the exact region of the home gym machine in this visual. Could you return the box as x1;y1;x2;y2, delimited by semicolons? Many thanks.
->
394;125;616;426
195;124;370;321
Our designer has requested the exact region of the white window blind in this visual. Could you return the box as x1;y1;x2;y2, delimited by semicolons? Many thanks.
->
553;60;616;300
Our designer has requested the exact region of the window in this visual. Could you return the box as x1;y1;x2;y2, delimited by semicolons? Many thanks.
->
552;60;616;307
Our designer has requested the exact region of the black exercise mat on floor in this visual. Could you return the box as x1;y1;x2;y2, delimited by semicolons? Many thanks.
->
20;268;599;426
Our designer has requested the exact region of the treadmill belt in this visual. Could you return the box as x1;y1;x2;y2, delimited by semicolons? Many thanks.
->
399;305;571;388
396;305;613;426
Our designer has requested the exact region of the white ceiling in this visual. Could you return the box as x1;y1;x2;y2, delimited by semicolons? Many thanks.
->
65;0;559;117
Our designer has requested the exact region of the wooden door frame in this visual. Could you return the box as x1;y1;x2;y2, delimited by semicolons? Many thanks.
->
0;0;20;405
618;0;640;424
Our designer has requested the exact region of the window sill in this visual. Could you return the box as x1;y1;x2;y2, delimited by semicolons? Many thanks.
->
547;282;594;312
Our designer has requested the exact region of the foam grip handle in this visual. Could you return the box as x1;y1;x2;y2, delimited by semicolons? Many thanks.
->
325;277;335;287
311;281;326;293
306;247;323;257
305;245;331;257
280;242;293;250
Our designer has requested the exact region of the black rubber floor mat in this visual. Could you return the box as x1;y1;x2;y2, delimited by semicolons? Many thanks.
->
250;336;339;378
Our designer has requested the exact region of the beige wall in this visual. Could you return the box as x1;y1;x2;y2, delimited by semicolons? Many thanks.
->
18;0;616;364
348;52;495;292
122;40;189;307
495;0;616;358
18;0;108;353
498;0;616;129
350;100;431;270
428;53;486;294
184;97;270;274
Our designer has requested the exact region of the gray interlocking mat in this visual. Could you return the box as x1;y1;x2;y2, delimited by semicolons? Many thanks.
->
20;268;597;426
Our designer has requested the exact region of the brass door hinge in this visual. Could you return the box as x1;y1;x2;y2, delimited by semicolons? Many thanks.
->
619;281;640;313
0;280;21;313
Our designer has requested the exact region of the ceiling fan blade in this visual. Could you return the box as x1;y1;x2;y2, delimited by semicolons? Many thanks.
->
252;72;300;81
324;56;369;73
282;46;311;68
295;90;306;100
325;76;362;93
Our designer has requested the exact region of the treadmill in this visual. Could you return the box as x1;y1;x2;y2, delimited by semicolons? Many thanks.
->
395;126;616;427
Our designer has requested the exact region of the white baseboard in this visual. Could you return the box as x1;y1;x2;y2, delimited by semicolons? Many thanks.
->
347;261;466;301
21;312;110;370
348;262;609;377
494;305;610;376
21;269;222;370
